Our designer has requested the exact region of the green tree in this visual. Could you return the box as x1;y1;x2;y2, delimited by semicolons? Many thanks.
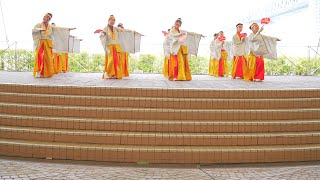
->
68;52;90;72
89;53;104;72
137;54;157;73
128;55;139;73
189;55;209;74
0;49;319;76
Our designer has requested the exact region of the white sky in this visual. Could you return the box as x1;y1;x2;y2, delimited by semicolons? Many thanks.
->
0;0;318;56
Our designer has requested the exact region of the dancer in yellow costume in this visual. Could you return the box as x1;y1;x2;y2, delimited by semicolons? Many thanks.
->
247;23;280;81
100;15;124;79
117;23;129;77
99;15;142;79
61;53;69;73
51;23;73;74
162;29;171;78
214;31;229;77
209;33;219;76
32;13;54;78
168;18;192;81
231;23;249;79
50;23;62;74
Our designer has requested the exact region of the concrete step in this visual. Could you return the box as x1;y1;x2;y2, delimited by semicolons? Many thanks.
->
1;114;320;133
1;126;320;146
0;102;319;120
1;138;319;164
1;92;319;109
1;84;319;99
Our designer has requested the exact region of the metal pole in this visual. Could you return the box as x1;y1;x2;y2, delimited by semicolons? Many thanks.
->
308;46;311;75
14;41;17;71
0;0;9;47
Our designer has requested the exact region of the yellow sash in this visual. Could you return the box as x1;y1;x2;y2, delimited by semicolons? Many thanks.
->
181;46;188;55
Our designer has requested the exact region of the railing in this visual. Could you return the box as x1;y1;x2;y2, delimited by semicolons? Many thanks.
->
1;42;319;76
266;45;320;75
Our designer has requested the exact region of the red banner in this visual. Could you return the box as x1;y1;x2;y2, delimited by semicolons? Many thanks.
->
239;33;247;38
261;18;271;25
218;36;226;41
94;29;103;34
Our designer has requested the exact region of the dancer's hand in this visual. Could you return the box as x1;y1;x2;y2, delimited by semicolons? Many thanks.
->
259;26;264;33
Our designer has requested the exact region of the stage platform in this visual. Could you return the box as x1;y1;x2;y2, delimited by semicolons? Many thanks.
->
0;71;319;164
0;71;319;90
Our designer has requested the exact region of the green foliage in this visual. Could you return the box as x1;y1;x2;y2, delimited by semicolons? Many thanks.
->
265;56;320;76
88;53;105;72
0;49;320;75
189;55;209;74
0;49;34;71
128;55;138;73
68;52;90;72
136;54;158;73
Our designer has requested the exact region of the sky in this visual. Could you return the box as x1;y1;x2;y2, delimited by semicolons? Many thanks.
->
0;0;318;56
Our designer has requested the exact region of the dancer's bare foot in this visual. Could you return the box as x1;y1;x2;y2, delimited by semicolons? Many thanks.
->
35;72;41;78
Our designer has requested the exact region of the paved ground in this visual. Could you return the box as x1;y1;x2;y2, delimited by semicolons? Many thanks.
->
0;71;319;90
0;157;320;180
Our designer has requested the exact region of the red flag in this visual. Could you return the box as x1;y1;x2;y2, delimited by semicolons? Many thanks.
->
239;33;247;38
94;29;103;34
218;36;226;41
261;18;271;25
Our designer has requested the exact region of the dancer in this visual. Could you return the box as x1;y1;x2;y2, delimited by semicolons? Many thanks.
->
168;18;203;81
99;15;142;79
51;23;65;74
162;29;171;78
117;23;129;77
231;23;248;79
61;53;68;73
214;31;230;77
51;23;76;73
32;13;54;78
246;23;280;81
209;33;219;76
